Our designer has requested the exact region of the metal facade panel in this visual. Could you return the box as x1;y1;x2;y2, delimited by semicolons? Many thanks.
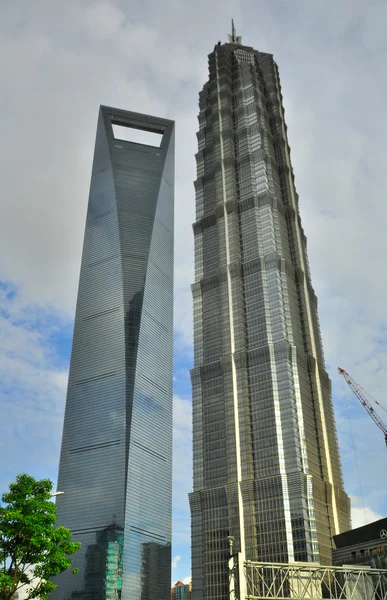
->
190;40;350;600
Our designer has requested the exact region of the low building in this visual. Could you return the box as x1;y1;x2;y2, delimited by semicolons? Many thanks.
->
172;581;192;600
333;517;387;568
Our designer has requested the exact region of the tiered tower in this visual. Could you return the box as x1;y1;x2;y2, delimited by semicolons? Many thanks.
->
189;25;350;600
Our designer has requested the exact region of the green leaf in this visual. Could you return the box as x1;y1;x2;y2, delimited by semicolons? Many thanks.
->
0;474;81;600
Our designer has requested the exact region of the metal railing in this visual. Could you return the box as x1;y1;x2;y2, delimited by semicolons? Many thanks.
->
243;560;387;600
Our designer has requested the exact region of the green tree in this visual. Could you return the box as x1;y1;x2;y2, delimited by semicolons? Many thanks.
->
0;474;80;600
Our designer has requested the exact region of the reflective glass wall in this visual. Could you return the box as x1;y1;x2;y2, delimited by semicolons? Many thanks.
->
52;107;174;600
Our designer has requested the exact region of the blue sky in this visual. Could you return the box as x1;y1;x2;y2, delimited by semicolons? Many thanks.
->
1;0;387;585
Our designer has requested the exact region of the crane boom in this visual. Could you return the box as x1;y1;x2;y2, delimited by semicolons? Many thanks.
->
338;367;387;448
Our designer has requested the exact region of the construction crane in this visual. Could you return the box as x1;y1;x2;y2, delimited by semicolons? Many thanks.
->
338;367;387;449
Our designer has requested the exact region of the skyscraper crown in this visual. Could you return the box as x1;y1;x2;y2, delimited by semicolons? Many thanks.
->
227;19;242;44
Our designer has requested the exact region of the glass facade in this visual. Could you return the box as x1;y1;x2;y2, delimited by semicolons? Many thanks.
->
171;582;192;600
189;36;351;600
52;106;174;600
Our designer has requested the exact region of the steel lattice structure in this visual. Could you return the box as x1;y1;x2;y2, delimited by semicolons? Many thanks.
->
338;367;387;448
244;561;387;600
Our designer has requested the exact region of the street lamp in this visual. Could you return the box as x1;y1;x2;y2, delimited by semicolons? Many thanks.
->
228;536;237;600
50;491;64;497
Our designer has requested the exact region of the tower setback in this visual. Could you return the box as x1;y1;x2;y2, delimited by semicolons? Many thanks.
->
189;30;350;600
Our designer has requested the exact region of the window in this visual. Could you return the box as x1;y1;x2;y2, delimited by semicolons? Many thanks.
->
111;123;163;147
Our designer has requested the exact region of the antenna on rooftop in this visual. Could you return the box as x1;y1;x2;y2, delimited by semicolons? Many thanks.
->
228;19;242;44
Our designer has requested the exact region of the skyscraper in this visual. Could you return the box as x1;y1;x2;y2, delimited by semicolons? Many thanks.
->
189;25;350;600
53;106;174;600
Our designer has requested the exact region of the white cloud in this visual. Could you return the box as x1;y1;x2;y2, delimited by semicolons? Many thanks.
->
0;285;69;492
173;394;192;545
182;577;192;585
1;0;387;580
172;555;181;569
351;503;383;530
82;0;126;40
361;4;387;50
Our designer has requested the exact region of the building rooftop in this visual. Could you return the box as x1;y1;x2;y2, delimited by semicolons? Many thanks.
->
334;517;387;549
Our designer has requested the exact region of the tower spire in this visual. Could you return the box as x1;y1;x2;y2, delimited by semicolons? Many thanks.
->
228;18;242;44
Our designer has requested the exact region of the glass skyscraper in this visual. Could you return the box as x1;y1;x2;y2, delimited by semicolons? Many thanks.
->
52;106;174;600
189;26;350;600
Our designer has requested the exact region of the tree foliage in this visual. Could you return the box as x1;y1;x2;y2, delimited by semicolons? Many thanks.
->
0;474;80;600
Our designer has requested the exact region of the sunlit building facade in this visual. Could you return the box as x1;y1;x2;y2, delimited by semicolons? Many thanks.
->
172;581;192;600
52;106;174;600
189;26;350;600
